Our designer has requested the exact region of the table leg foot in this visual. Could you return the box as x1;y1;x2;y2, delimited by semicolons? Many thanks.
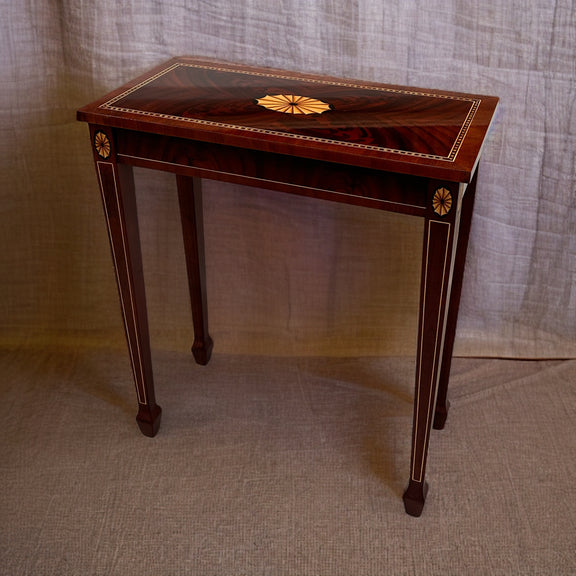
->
433;400;450;430
136;404;162;437
403;480;429;517
192;335;214;366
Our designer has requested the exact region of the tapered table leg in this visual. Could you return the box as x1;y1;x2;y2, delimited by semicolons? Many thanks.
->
91;126;162;437
177;175;213;365
433;171;478;429
403;183;464;516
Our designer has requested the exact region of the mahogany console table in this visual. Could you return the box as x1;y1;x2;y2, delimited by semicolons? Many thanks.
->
77;57;498;516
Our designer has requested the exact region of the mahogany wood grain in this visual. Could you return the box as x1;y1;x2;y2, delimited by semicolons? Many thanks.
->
78;56;499;182
78;57;499;516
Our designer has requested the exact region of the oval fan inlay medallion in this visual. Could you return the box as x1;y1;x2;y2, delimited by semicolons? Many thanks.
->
255;94;332;115
433;187;452;216
94;131;111;159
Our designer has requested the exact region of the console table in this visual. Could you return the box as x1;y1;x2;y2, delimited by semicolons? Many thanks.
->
77;57;498;516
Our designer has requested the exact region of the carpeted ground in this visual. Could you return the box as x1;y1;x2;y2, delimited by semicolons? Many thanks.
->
1;345;574;575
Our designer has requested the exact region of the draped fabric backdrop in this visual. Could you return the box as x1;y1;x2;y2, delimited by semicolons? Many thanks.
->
2;0;575;360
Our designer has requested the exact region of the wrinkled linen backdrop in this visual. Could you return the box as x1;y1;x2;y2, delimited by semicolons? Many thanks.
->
2;1;575;359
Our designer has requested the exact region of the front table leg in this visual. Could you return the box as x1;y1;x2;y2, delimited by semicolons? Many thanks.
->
90;126;161;437
403;183;464;516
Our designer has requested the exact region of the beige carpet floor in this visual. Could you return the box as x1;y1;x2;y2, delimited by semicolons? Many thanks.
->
0;345;574;575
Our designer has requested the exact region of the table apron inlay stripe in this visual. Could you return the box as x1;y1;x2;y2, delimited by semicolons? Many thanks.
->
117;153;427;212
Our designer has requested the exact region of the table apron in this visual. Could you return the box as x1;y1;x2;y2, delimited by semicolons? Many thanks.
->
112;128;437;217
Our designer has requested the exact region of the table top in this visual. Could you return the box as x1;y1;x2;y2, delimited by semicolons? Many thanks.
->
77;56;499;181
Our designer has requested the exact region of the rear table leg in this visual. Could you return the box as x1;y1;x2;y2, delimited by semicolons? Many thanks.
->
433;171;478;430
177;175;214;365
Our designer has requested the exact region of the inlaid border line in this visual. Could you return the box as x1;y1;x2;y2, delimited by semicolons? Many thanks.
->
100;62;480;162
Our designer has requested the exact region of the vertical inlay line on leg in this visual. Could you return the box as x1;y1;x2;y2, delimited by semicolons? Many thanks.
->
97;161;147;405
412;220;451;482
